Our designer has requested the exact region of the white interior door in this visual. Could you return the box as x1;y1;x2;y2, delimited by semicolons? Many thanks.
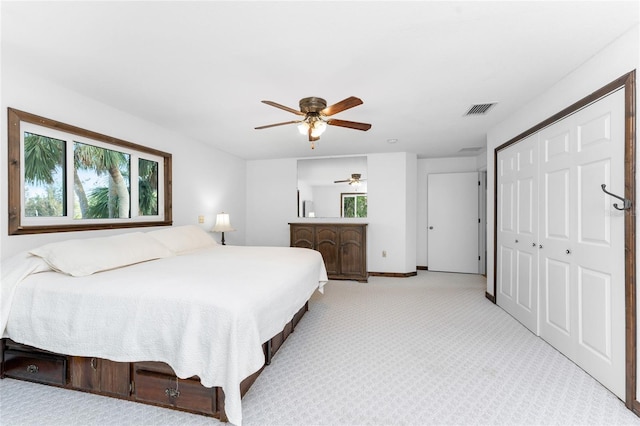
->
539;89;625;399
497;135;539;333
427;172;479;273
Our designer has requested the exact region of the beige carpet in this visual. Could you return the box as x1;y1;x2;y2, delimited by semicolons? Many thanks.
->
1;271;639;425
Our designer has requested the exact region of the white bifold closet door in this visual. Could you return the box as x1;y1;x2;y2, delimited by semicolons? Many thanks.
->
497;134;539;333
497;89;625;399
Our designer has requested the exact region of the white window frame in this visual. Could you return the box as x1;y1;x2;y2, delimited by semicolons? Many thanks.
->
341;192;367;218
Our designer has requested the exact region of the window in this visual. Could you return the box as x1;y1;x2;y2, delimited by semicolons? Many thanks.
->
341;193;367;218
8;108;172;235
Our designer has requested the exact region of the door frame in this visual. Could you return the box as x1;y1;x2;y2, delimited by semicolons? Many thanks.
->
479;170;487;276
491;71;637;410
428;171;480;273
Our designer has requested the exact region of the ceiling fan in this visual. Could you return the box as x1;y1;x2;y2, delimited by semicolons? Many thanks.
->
255;96;372;149
334;173;365;185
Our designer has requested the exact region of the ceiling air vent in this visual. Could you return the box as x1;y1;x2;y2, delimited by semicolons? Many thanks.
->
459;147;483;153
465;103;496;116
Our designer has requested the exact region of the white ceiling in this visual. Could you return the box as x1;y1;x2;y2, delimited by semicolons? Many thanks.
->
2;1;638;161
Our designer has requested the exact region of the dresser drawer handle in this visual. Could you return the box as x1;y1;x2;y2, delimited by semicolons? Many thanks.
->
165;388;180;398
26;364;39;374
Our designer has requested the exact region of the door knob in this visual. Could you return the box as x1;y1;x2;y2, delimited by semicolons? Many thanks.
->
539;244;543;249
429;226;433;230
566;249;571;255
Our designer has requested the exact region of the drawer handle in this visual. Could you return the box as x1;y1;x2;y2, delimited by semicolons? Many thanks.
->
26;364;39;374
165;388;180;398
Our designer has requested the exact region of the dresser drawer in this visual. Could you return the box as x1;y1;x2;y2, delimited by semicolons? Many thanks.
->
134;368;216;415
4;349;67;386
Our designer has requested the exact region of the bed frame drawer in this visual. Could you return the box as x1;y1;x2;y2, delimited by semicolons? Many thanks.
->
4;349;67;386
133;368;217;415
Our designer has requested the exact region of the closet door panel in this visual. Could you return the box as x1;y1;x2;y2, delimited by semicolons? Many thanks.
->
498;147;517;302
543;169;571;240
499;246;514;298
571;91;625;398
543;129;570;161
516;250;534;311
539;114;574;355
578;267;611;360
544;258;572;336
579;160;611;245
538;89;625;399
500;178;515;233
497;135;539;333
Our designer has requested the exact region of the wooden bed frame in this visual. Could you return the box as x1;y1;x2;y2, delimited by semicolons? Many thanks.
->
0;301;308;422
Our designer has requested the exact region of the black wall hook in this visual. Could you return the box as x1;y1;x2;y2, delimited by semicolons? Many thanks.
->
601;184;632;210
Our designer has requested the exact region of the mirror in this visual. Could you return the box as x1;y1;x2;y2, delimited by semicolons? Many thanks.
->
297;156;367;218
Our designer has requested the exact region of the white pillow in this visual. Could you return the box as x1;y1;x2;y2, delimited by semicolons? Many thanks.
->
29;232;174;277
147;225;218;255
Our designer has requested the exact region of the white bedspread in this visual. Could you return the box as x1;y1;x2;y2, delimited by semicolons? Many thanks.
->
2;245;327;426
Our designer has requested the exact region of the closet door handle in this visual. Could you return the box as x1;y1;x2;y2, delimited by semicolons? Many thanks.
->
539;244;543;249
566;249;571;255
532;243;536;247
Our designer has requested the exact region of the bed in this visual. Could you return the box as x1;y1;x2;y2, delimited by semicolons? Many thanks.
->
0;225;328;425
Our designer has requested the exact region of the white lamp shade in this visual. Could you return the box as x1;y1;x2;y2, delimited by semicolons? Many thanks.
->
298;122;309;135
310;121;327;137
211;212;235;232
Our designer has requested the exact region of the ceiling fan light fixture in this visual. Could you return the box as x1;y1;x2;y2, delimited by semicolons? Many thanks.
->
310;120;327;138
256;96;370;149
297;122;309;135
298;116;327;138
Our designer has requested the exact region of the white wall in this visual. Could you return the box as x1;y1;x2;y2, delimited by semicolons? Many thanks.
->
0;61;247;259
403;153;418;273
246;152;417;274
367;152;417;274
416;156;480;268
245;158;297;247
312;186;341;218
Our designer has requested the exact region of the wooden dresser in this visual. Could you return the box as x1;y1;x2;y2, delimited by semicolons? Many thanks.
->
289;223;367;282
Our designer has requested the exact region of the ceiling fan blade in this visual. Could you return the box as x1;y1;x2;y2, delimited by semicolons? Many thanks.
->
321;96;363;116
327;118;372;131
334;179;350;183
254;120;300;130
261;100;305;116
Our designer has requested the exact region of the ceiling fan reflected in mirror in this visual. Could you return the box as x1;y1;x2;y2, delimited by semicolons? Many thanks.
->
334;173;366;186
255;96;372;149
